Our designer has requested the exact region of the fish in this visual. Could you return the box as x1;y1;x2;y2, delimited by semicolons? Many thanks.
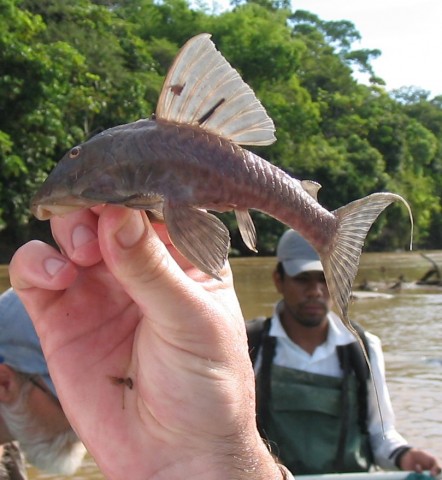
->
31;33;413;334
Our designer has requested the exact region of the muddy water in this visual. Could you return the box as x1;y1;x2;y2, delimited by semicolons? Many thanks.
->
0;250;441;478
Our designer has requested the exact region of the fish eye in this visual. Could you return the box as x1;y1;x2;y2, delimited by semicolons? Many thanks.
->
69;146;81;159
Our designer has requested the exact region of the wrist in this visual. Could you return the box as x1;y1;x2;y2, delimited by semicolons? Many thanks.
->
225;430;290;480
148;429;288;480
391;445;413;469
278;464;294;479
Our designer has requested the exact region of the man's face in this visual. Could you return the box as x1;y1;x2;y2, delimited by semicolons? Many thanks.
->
273;270;331;328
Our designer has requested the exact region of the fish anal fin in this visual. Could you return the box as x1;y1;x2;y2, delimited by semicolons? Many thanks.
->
163;203;230;279
235;209;257;252
156;33;276;146
301;180;321;201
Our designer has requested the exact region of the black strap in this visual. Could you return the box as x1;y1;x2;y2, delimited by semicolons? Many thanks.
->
246;318;274;438
256;333;276;438
246;317;270;365
337;322;370;435
333;345;352;472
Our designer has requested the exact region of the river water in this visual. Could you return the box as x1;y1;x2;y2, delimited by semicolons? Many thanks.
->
1;250;441;478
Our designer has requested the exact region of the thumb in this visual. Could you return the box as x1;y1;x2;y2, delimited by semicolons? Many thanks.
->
98;205;190;297
96;206;241;359
97;206;222;324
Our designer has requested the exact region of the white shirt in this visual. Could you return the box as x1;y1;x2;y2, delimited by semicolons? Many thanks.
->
256;301;409;470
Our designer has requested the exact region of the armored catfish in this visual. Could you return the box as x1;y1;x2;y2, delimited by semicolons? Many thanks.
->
31;33;413;336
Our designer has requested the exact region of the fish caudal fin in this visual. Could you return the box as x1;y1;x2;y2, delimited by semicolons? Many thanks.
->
321;192;413;431
156;34;276;146
321;192;413;325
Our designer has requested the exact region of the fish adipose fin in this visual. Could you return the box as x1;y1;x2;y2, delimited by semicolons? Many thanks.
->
156;33;276;146
163;203;231;279
235;209;257;252
301;180;321;201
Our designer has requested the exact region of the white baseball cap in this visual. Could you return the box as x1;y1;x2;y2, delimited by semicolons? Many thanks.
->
276;230;323;277
0;288;56;397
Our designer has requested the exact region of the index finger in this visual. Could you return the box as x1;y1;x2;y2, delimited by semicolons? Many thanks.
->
50;208;101;266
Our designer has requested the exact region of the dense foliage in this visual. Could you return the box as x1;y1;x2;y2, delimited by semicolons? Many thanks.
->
1;0;441;260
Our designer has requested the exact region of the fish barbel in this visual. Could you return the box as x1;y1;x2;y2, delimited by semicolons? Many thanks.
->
31;33;413;331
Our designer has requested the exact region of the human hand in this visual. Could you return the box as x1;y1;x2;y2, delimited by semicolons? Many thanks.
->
9;206;283;480
399;447;441;477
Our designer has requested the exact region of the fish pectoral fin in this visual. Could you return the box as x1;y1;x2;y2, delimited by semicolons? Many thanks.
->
155;34;276;147
163;203;230;279
301;180;322;201
235;209;257;252
145;208;165;222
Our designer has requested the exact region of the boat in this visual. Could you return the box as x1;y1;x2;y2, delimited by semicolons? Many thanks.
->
298;471;435;480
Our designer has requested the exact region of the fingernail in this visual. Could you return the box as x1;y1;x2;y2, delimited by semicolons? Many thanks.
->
72;224;97;249
44;257;67;277
115;210;145;249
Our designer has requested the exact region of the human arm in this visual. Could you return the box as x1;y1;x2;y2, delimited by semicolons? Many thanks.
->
365;334;440;476
9;206;288;480
396;447;440;477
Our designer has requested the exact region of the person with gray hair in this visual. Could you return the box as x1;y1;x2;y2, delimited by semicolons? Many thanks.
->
247;229;441;476
0;288;86;478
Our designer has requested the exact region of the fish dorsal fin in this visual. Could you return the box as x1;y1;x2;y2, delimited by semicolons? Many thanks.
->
301;180;321;201
235;209;257;252
156;33;276;146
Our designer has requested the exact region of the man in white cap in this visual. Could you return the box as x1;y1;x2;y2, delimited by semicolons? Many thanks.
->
0;288;86;478
247;229;440;476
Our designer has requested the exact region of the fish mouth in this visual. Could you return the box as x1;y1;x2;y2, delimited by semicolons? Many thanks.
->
31;197;99;220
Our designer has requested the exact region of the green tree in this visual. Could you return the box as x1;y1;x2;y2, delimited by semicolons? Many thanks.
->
0;0;100;245
1;0;441;259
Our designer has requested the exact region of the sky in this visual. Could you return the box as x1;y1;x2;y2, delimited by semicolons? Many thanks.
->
291;0;442;97
209;0;442;97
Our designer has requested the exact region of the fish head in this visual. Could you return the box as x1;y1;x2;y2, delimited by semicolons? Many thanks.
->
31;131;123;220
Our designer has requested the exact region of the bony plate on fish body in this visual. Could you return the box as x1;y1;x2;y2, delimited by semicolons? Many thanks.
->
31;33;413;349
